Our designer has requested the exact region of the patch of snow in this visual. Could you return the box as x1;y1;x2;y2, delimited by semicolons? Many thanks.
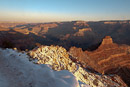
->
0;48;80;87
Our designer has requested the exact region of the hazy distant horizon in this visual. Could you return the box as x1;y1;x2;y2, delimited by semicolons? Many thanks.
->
0;19;130;23
0;0;130;23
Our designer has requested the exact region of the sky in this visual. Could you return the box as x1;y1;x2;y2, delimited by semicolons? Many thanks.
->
0;0;130;23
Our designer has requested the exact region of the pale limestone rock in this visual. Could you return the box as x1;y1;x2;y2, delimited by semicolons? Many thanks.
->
29;45;126;87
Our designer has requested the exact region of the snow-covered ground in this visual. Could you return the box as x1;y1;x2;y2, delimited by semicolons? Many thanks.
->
0;48;80;87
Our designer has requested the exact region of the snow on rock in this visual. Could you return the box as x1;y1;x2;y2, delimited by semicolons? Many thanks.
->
0;48;79;87
30;45;127;87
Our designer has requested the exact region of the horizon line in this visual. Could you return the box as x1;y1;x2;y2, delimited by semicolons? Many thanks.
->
0;19;130;23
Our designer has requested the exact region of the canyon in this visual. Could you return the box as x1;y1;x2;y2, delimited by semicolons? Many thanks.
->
0;20;130;86
0;20;130;50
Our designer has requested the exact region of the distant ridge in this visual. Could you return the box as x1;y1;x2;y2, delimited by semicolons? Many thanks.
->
0;21;26;23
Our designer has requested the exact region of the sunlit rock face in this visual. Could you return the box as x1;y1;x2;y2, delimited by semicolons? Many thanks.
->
70;36;130;86
97;36;118;50
85;36;130;74
29;45;127;87
101;36;113;45
73;28;92;36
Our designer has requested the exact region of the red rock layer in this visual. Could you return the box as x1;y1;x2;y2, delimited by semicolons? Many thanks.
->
69;36;130;86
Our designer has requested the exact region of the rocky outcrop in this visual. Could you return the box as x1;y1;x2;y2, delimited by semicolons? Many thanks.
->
14;28;29;34
89;36;130;72
97;36;118;50
13;23;58;35
29;45;127;87
104;22;117;24
73;28;92;36
101;36;113;45
60;34;70;40
104;21;129;24
0;22;26;28
32;23;58;35
69;36;130;86
74;21;89;27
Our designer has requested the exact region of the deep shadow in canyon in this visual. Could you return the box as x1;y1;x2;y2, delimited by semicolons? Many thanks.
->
105;67;130;87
